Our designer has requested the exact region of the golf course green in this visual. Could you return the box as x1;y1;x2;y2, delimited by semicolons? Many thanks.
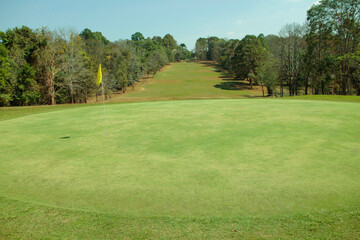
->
1;63;360;239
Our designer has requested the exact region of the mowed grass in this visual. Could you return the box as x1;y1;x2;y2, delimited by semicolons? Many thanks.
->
1;99;360;239
0;104;92;121
99;61;360;104
283;94;360;103
106;61;263;103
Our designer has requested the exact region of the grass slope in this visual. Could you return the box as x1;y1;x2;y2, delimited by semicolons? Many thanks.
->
1;99;360;239
0;104;92;122
97;61;360;104
104;62;263;103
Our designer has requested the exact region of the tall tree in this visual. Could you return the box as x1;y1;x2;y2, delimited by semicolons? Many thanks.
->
0;43;15;106
0;26;44;105
231;35;267;88
162;34;177;62
162;34;177;49
61;29;93;103
278;23;306;96
12;63;39;105
195;38;208;61
307;0;360;95
79;28;107;67
349;43;360;95
206;36;220;62
250;53;279;96
218;39;239;72
36;30;64;105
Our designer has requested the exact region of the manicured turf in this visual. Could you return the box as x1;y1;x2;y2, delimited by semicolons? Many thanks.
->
100;62;360;104
0;104;91;122
1;99;360;239
283;95;360;103
106;61;264;103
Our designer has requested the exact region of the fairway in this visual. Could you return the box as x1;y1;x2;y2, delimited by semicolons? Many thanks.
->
1;99;360;234
103;62;263;103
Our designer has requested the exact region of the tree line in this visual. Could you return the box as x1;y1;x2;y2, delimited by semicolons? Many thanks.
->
1;0;359;107
0;27;191;106
195;0;360;96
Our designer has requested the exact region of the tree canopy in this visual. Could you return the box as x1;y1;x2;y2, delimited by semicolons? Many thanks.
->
193;0;360;96
0;28;191;106
1;0;359;106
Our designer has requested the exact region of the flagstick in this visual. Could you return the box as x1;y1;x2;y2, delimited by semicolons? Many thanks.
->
101;81;108;136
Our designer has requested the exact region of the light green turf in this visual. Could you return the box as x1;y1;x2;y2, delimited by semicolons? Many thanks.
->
117;62;262;101
283;95;360;103
0;104;92;121
1;99;360;238
111;62;360;103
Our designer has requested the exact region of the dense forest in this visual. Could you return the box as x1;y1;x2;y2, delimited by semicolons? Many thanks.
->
195;0;360;96
0;0;359;106
0;28;191;106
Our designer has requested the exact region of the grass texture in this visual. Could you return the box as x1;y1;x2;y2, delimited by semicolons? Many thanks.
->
107;62;263;102
1;99;360;239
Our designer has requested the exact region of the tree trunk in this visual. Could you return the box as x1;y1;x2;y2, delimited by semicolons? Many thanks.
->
84;90;88;104
288;80;292;96
49;78;55;105
315;86;319;95
341;62;347;95
50;90;55;105
304;72;309;95
347;78;352;95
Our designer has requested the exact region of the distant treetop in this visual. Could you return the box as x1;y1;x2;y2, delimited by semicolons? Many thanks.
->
79;28;109;45
131;32;145;42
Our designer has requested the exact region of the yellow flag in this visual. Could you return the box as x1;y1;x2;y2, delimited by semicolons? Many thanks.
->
96;64;102;85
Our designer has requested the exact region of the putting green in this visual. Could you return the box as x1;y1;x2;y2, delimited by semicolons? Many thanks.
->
1;99;359;218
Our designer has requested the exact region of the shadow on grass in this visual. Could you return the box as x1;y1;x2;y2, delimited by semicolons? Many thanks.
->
199;61;261;93
218;72;236;80
200;61;217;67
200;62;224;74
214;81;252;91
241;95;266;99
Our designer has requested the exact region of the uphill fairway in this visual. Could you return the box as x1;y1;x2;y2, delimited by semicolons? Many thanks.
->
106;61;263;103
1;99;360;239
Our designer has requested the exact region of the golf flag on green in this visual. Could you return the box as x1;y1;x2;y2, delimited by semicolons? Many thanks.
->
97;63;108;135
96;64;102;85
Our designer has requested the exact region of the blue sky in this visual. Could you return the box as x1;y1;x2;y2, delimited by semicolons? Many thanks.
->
0;0;318;50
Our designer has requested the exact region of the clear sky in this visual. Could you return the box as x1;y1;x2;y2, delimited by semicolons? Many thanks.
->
0;0;319;50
